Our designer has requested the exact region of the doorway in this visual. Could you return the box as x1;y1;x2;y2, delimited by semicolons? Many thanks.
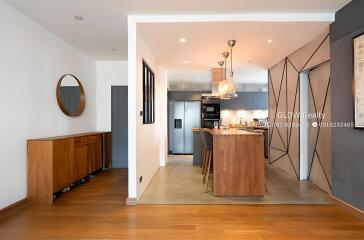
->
111;86;128;168
300;62;332;193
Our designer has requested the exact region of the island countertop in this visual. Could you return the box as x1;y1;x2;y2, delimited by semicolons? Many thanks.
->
192;128;263;136
193;127;266;197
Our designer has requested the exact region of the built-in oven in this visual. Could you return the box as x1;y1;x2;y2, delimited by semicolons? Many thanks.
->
202;103;220;115
202;119;220;129
202;103;220;128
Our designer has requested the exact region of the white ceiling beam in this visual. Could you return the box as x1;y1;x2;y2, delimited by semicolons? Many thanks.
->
129;13;335;23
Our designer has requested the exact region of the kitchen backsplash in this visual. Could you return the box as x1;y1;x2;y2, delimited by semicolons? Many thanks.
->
220;109;268;126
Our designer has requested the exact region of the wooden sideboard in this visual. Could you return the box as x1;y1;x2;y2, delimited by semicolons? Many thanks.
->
27;132;111;205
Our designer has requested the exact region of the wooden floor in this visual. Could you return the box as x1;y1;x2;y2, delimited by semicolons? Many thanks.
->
0;169;363;240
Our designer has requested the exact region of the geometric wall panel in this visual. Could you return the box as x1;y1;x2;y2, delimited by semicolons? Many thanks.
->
307;62;332;193
269;58;300;179
268;28;331;193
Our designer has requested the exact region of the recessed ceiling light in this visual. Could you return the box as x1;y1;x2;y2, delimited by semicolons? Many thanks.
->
267;39;273;43
196;77;201;80
183;61;188;64
74;16;84;21
179;37;187;43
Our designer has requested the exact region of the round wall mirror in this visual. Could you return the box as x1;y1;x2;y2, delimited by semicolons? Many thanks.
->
56;74;85;117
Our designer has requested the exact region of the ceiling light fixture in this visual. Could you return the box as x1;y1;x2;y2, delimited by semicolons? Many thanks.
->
222;52;229;80
267;39;273;43
74;16;84;21
219;40;238;99
179;37;187;43
183;60;188;64
218;60;225;82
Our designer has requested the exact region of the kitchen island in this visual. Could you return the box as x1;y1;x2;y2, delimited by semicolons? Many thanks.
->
192;128;266;197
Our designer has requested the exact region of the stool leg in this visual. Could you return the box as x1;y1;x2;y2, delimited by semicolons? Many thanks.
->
203;148;208;174
201;148;207;175
202;149;208;183
205;150;212;192
264;177;268;193
201;150;205;175
200;148;205;168
211;157;214;192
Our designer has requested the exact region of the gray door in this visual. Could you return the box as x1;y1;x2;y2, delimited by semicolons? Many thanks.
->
111;86;128;168
184;102;201;153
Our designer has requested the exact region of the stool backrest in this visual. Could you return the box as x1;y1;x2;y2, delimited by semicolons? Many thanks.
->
200;130;213;150
200;130;206;147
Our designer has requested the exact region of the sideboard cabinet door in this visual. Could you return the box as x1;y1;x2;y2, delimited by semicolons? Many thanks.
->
90;142;102;173
74;145;89;181
53;139;73;192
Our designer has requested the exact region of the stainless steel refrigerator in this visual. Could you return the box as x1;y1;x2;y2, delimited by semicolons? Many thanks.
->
169;101;201;154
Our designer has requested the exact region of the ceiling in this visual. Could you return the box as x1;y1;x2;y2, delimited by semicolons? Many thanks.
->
139;21;330;85
3;0;351;60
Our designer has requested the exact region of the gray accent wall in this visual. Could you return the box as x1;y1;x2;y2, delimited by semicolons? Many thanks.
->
330;0;364;211
60;86;81;114
168;91;268;110
168;91;206;101
220;92;267;110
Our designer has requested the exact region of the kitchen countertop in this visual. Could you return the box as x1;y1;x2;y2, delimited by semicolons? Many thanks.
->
230;125;269;130
192;128;264;135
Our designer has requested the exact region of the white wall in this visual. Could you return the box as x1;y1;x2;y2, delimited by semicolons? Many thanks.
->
157;68;168;167
128;23;168;200
0;1;97;209
299;72;309;180
96;61;128;131
134;29;168;199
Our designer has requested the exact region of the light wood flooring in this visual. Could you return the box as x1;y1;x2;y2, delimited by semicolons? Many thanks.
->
0;169;364;239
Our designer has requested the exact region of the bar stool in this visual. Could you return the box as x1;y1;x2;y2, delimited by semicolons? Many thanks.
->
199;130;207;175
200;131;213;192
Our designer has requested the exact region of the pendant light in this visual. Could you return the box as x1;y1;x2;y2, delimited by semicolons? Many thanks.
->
219;40;238;99
222;52;229;80
218;52;229;99
218;60;225;81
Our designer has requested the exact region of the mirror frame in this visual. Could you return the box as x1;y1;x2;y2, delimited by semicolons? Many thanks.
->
56;74;86;117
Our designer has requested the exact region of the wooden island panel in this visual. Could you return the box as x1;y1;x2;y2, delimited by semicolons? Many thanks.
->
198;128;265;197
213;133;265;196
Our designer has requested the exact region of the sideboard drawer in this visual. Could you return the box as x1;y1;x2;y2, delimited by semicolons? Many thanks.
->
74;135;101;147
